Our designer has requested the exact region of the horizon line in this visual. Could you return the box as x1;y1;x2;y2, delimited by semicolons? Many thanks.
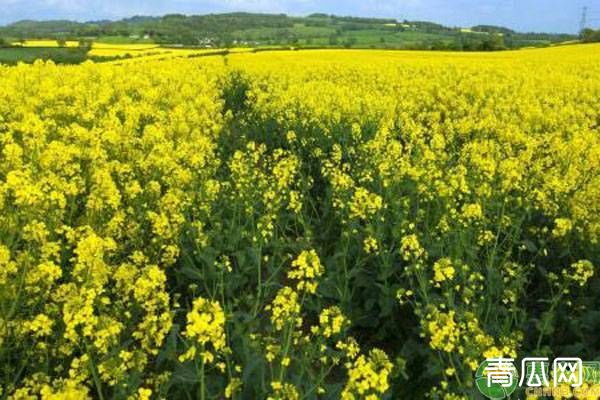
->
0;11;580;35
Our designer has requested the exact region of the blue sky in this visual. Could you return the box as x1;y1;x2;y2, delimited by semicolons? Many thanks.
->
0;0;598;33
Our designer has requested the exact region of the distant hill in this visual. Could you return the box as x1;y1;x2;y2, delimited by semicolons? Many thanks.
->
471;25;516;35
0;12;577;50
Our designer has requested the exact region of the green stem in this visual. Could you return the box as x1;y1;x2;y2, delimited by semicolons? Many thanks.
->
535;291;563;352
278;292;305;383
252;245;263;317
85;344;105;400
302;363;336;399
200;357;206;400
278;325;293;382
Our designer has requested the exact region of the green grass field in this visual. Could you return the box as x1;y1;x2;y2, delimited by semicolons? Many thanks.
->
0;46;88;65
229;23;456;47
92;35;156;44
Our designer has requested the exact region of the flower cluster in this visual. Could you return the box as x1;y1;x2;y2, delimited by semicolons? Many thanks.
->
180;297;227;364
267;287;302;331
341;349;393;400
287;249;324;293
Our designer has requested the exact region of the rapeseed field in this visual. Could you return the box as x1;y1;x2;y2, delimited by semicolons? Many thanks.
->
0;44;598;399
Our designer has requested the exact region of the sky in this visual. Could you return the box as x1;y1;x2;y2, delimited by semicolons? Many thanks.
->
0;0;598;33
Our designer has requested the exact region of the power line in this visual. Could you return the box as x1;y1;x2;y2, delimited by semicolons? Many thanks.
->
580;6;587;31
582;7;600;29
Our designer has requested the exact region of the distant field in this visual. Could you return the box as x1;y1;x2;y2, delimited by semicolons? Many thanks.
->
12;39;80;47
87;44;167;59
231;24;337;41
347;30;453;45
0;46;87;64
0;41;260;65
228;24;462;48
90;35;156;44
88;43;255;63
0;33;573;66
0;12;579;52
294;30;454;47
92;42;158;50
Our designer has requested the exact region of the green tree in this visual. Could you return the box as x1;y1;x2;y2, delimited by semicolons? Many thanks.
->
581;28;600;42
481;33;506;51
78;39;93;51
343;36;357;48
